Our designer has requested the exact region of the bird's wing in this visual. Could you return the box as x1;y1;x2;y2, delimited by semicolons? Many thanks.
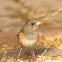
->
16;29;23;38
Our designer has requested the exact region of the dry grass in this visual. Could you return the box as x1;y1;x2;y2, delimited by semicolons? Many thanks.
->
0;34;62;62
38;34;62;49
0;55;62;62
0;41;14;50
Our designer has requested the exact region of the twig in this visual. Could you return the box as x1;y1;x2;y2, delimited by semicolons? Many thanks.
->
40;39;53;57
43;8;62;25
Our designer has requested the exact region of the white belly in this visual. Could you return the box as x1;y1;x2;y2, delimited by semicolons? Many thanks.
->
21;38;37;47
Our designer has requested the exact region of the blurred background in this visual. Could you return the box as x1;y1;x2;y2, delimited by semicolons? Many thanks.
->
0;0;62;32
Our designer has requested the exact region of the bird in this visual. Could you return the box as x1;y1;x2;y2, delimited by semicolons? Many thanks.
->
17;20;41;61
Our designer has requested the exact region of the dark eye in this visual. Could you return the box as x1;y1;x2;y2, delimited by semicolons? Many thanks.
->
31;23;35;25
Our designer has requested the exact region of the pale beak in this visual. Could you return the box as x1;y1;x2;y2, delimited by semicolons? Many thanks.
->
36;22;41;25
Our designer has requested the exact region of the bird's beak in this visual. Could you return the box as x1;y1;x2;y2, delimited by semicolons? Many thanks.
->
36;22;41;25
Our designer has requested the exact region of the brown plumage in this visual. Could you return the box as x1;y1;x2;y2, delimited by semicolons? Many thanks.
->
18;20;41;61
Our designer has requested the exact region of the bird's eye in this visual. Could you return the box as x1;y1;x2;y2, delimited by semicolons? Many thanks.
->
31;23;34;25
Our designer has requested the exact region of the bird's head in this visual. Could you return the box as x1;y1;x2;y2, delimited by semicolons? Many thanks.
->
23;20;41;34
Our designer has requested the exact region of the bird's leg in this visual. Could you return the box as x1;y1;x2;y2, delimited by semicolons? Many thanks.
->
18;47;22;59
31;48;36;61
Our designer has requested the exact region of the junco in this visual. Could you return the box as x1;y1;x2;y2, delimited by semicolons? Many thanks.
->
18;20;41;61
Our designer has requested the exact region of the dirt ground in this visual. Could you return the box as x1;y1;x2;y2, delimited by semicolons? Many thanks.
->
0;0;62;62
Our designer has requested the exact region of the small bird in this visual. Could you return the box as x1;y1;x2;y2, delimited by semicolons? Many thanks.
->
18;20;41;61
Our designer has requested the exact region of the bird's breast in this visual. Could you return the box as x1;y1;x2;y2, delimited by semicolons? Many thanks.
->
18;32;38;48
